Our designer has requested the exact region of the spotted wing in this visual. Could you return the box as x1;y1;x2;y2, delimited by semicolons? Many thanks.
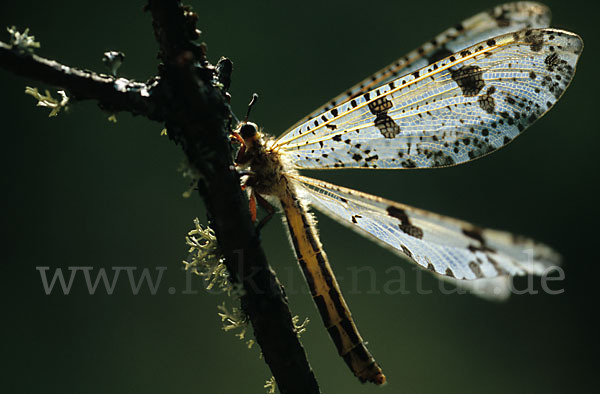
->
292;174;560;284
287;1;551;131
275;29;582;169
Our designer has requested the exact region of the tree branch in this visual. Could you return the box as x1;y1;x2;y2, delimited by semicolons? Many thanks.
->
146;1;320;392
0;41;164;120
0;1;320;393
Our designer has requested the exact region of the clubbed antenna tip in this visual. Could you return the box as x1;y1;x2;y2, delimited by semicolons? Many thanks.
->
244;93;259;122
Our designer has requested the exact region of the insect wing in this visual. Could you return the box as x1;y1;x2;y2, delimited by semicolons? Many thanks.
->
284;2;552;132
277;29;582;170
292;174;560;282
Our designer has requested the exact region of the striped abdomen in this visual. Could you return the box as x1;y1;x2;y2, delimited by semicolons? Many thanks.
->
279;181;385;385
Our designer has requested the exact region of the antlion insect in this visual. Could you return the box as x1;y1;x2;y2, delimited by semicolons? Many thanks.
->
232;1;582;385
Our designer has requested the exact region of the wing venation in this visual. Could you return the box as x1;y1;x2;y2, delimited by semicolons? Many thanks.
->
276;28;582;170
284;2;551;132
292;174;561;283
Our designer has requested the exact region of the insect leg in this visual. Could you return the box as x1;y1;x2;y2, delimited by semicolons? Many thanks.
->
254;191;276;232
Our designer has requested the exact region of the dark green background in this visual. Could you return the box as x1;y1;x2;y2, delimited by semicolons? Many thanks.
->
1;1;597;393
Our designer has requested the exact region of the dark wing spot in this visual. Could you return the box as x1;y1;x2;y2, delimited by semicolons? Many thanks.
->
478;93;495;113
387;206;424;239
401;245;414;259
489;6;511;27
544;53;562;72
462;227;485;244
401;158;417;168
368;97;393;114
451;65;485;97
387;206;409;223
374;115;401;138
429;150;455;166
469;261;484;278
368;97;401;138
524;31;545;52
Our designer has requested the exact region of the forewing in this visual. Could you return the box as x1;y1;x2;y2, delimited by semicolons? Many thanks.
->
275;29;582;169
292;174;560;281
285;2;551;132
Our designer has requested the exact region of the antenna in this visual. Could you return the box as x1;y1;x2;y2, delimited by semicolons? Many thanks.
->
244;93;259;122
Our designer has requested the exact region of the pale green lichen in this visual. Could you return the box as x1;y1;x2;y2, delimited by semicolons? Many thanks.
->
24;87;69;117
292;315;310;336
264;377;276;394
183;220;255;349
183;220;309;394
182;218;230;292
7;26;40;52
178;160;202;198
217;302;254;349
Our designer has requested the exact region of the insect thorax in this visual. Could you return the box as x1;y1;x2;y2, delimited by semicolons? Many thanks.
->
243;133;289;198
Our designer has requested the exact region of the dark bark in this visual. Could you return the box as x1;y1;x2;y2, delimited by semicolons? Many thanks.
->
0;42;163;120
0;1;320;393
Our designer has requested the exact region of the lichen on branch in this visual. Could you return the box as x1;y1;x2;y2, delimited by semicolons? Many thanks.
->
0;2;321;393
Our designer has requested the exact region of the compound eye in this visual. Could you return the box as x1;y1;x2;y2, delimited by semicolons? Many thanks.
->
240;122;258;139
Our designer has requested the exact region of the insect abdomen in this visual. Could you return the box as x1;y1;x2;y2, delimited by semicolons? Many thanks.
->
279;182;385;385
